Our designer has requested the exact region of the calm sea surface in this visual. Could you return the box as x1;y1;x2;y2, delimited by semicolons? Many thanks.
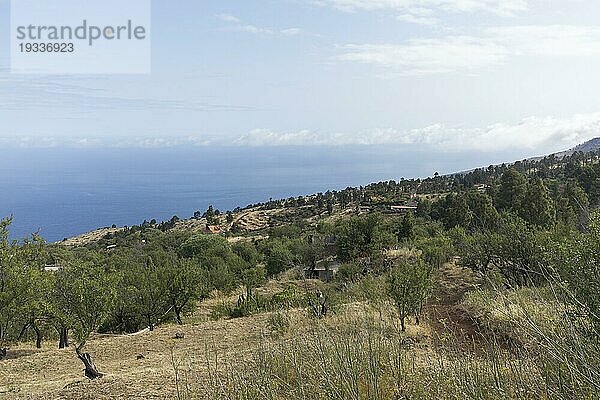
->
0;146;534;241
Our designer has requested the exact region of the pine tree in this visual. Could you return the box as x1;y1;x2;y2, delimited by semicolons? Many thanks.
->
520;178;555;228
495;168;527;212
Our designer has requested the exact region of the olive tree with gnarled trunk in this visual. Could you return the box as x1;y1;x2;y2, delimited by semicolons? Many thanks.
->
55;262;116;379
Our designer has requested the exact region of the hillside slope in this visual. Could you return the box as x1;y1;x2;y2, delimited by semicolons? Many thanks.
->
568;137;600;154
0;265;474;399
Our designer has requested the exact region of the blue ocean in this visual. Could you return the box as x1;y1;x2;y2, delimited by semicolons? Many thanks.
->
0;146;535;242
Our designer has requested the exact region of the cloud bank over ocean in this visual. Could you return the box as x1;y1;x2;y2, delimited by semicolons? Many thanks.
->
4;112;599;155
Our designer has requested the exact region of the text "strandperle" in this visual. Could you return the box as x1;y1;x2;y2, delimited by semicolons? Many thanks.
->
16;20;147;46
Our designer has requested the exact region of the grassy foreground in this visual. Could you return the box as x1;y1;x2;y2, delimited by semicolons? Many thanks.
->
2;263;598;399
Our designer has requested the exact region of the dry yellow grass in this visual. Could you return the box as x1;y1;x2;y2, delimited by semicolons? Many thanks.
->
0;265;474;399
0;312;275;399
60;227;124;246
0;298;434;399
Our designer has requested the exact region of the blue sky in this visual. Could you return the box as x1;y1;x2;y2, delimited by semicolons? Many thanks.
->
2;0;600;153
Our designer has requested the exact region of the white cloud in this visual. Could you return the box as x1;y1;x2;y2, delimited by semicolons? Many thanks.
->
337;25;600;75
485;25;600;57
280;28;304;36
233;129;328;146
216;13;241;23
312;0;528;16
217;14;303;36
232;112;600;152
337;37;508;75
6;113;599;152
235;24;275;35
396;8;440;26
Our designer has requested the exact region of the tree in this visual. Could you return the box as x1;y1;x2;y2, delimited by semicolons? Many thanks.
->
0;218;49;352
520;178;555;228
336;262;363;284
203;205;219;225
264;239;293;276
180;234;240;293
164;257;210;325
459;230;504;275
466;191;499;231
564;181;590;230
241;265;266;302
20;268;51;349
50;279;74;349
416;198;432;219
226;211;234;224
327;200;334;216
301;235;325;272
394;213;415;242
414;235;454;269
386;257;434;331
495;168;527;212
232;241;262;266
17;235;51;350
180;234;230;260
460;213;549;286
55;262;116;379
337;214;395;262
439;193;473;229
555;212;600;329
124;256;168;331
230;241;266;302
1;218;19;347
359;274;388;320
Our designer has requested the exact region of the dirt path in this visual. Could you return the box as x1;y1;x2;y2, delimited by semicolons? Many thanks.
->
425;262;485;352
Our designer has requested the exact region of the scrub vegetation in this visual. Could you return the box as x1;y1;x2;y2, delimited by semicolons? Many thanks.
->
1;148;599;399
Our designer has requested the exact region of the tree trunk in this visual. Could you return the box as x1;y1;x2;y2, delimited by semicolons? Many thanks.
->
33;324;42;349
76;347;104;380
415;303;422;325
147;315;154;331
174;307;183;325
400;317;406;332
18;323;30;342
59;328;69;349
0;348;6;360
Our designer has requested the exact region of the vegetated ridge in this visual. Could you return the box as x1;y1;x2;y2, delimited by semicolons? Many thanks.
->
1;140;599;399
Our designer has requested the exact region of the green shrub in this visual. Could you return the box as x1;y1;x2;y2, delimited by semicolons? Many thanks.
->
267;311;290;336
336;262;363;283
